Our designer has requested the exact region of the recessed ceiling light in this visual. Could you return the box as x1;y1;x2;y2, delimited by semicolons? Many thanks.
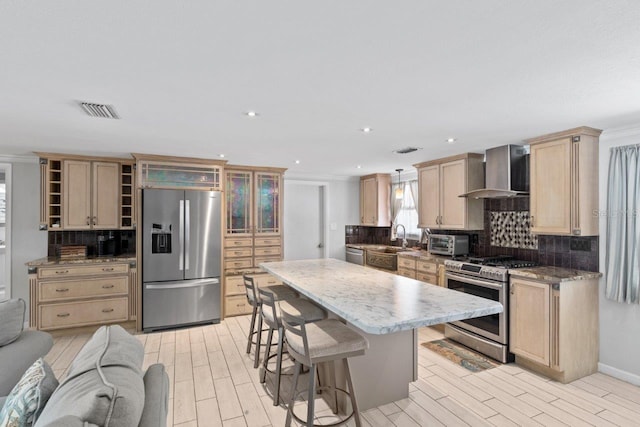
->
357;165;362;169
446;138;457;144
245;111;258;117
295;160;300;164
219;154;225;158
361;127;372;133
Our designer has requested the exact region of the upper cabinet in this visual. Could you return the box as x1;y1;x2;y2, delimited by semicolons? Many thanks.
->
39;154;136;230
359;174;391;226
526;127;602;236
133;154;225;191
414;153;484;230
63;160;119;229
225;168;285;236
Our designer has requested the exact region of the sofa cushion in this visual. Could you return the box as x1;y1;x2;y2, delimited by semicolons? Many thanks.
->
0;358;59;426
138;364;169;427
0;330;54;397
35;325;145;427
0;298;26;346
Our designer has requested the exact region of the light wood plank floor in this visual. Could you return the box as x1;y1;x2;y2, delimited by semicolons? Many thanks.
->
45;316;640;427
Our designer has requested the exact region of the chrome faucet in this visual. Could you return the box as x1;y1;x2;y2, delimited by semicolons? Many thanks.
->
395;224;408;249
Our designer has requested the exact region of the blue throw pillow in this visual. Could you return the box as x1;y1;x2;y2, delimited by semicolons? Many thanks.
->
0;358;58;426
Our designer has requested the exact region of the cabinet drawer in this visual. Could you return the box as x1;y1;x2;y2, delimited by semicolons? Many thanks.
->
224;238;252;248
417;260;437;274
416;272;437;284
397;268;416;279
224;258;253;270
254;247;282;257
40;298;128;330
38;263;129;279
254;256;282;267
40;277;128;302
252;273;282;287
224;295;253;317
225;275;246;296
224;247;253;258
254;237;281;247
398;257;416;269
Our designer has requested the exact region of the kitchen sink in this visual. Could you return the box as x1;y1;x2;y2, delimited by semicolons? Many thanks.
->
365;246;417;270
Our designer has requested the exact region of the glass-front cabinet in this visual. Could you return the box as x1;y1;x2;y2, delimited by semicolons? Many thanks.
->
255;172;281;235
225;170;253;235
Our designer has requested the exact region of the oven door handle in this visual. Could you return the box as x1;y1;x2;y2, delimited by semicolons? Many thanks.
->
445;272;505;291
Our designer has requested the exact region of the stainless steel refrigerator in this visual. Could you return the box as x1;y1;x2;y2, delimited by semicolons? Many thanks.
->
142;189;221;331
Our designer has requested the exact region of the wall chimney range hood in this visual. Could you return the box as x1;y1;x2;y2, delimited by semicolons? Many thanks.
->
460;144;529;199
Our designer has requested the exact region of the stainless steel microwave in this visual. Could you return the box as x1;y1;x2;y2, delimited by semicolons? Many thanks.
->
428;234;469;256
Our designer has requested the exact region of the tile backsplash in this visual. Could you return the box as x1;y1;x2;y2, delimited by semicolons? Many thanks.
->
346;196;599;272
48;230;136;257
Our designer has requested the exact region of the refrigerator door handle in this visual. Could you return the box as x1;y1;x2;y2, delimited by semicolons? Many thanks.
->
179;199;184;271
185;199;190;270
145;278;220;290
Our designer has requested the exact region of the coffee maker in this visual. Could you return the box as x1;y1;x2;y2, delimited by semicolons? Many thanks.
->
97;232;117;256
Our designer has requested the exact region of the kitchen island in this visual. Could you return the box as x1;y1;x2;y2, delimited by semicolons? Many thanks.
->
261;258;502;410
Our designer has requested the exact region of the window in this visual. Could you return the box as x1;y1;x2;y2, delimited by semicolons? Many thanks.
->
393;181;421;239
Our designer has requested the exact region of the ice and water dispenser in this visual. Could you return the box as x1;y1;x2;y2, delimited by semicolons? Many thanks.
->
151;223;172;254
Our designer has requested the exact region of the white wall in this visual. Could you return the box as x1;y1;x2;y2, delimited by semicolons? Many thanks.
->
10;160;47;318
284;175;360;261
598;126;640;383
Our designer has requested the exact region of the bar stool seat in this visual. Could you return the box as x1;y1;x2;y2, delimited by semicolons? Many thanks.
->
259;292;326;406
281;307;369;427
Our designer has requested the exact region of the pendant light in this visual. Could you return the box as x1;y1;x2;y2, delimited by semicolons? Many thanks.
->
395;168;404;200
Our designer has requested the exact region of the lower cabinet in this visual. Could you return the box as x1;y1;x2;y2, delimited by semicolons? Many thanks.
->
509;276;599;383
396;255;444;286
29;262;132;331
223;272;283;318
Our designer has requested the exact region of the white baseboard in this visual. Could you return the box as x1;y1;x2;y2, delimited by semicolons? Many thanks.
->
598;362;640;386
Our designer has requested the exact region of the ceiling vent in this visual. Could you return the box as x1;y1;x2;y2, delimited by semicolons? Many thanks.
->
393;147;422;154
79;102;119;119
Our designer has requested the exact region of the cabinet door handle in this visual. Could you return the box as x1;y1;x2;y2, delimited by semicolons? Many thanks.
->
233;241;242;245
57;313;70;318
55;288;69;292
92;216;97;225
102;284;115;289
530;215;534;227
236;303;245;307
510;284;515;295
55;270;69;275
102;267;115;272
86;216;91;225
234;251;243;255
102;308;114;313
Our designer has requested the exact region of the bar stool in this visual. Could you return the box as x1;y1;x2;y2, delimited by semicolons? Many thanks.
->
243;274;297;368
280;306;369;427
258;290;326;406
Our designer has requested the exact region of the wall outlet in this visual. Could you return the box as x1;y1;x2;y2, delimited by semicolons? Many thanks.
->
330;222;337;231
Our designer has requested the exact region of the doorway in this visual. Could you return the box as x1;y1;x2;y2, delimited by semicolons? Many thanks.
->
284;180;329;260
0;164;10;301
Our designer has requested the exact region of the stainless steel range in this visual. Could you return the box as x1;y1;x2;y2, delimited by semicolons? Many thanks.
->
443;256;537;363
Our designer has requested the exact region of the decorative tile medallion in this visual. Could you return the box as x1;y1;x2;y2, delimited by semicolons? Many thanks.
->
490;211;538;249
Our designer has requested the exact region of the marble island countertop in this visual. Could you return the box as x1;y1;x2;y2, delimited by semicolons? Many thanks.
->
508;266;602;282
261;258;502;335
26;254;136;267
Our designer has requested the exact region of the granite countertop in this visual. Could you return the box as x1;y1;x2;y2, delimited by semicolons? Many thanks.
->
26;255;137;267
346;244;447;262
508;266;602;282
261;258;502;335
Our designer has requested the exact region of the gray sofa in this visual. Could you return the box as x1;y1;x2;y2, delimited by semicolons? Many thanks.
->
1;324;168;427
0;329;54;397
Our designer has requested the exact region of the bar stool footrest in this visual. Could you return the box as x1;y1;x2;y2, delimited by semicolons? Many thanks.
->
289;385;356;427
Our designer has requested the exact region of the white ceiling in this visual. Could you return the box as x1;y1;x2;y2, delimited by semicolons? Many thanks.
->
1;1;639;177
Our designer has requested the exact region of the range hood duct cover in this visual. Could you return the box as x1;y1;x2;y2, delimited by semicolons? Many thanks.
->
461;144;529;199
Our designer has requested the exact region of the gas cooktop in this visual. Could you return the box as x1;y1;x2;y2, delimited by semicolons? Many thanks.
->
466;255;538;269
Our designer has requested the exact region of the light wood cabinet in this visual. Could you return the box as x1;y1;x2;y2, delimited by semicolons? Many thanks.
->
223;166;286;318
29;261;133;331
414;154;484;230
38;154;136;230
63;160;119;229
359;174;391;226
509;276;599;383
526;126;601;236
396;254;445;286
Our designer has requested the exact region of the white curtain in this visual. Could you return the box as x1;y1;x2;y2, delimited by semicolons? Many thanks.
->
390;182;404;240
605;144;640;304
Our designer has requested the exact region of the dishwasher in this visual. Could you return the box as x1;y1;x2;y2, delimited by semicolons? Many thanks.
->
345;247;365;265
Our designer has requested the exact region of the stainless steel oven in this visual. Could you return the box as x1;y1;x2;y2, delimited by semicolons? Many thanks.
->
443;260;511;362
